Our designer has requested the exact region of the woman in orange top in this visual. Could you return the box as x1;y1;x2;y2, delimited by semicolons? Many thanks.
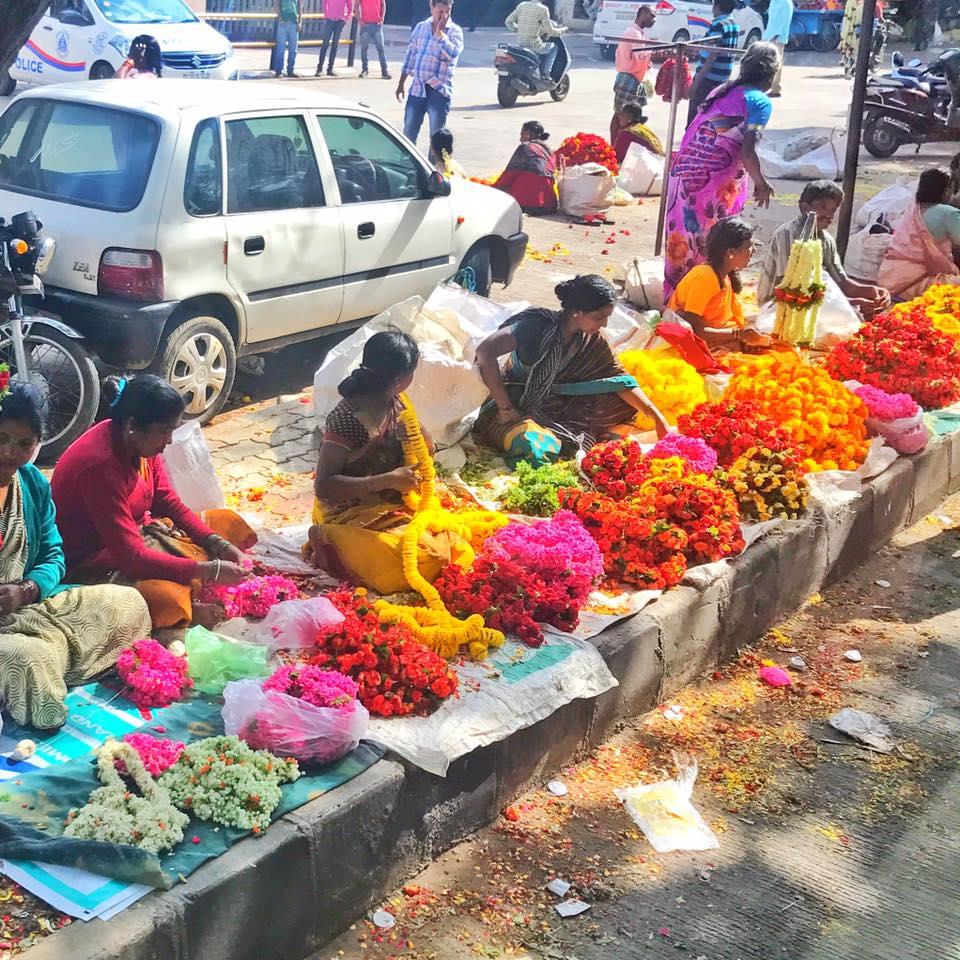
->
668;217;770;352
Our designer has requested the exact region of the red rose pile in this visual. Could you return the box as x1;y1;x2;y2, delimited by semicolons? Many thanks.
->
582;438;651;499
303;589;458;718
555;132;619;175
825;308;960;410
677;399;799;468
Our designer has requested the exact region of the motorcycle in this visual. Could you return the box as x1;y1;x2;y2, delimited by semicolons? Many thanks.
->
0;212;100;463
495;36;571;108
862;49;960;158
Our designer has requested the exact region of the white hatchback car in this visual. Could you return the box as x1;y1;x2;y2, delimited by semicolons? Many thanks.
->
0;82;527;421
594;0;763;59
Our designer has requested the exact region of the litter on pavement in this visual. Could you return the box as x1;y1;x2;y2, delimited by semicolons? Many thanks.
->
829;708;895;752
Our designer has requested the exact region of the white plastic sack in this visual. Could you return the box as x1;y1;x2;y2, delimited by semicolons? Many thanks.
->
844;220;894;283
614;755;719;853
256;596;344;652
617;142;663;196
624;256;665;311
757;128;846;180
162;419;224;513
866;411;928;455
605;302;659;352
223;678;369;766
854;179;913;230
812;274;862;349
559;162;616;218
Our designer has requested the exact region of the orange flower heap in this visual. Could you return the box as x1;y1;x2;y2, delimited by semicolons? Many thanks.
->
724;353;868;472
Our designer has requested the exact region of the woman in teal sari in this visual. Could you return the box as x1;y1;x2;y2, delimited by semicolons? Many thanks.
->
474;275;669;465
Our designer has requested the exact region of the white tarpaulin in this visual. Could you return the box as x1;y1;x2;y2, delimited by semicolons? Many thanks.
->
758;128;846;181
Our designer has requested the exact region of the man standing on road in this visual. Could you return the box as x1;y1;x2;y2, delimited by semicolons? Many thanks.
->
274;0;302;78
316;0;354;77
359;0;391;79
611;4;655;145
396;0;464;146
505;0;567;79
763;0;793;97
686;0;740;126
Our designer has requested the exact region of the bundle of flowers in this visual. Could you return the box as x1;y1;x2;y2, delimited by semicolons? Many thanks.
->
677;398;800;468
824;309;960;410
618;350;707;430
435;512;603;645
555;132;619;174
305;589;459;718
654;56;692;101
120;733;185;777
724;447;809;522
160;735;299;834
117;638;193;709
581;437;649;500
647;434;718;474
852;383;920;421
725;352;869;471
198;573;299;619
502;460;582;517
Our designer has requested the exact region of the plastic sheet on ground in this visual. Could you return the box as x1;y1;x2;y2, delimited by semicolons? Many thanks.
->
243;518;325;576
757;128;846;181
366;636;618;777
805;437;900;509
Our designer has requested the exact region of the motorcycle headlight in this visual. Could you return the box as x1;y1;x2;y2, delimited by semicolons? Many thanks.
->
109;34;130;57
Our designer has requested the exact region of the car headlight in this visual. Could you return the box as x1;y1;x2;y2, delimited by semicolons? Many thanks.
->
109;34;129;57
225;40;234;58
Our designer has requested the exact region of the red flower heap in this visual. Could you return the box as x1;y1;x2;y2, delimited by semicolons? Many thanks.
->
555;132;619;175
582;438;650;499
825;308;960;410
305;589;458;718
677;399;799;468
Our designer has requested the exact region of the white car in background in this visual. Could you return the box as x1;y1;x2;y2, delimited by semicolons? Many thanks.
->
3;0;237;96
593;0;764;60
0;82;527;422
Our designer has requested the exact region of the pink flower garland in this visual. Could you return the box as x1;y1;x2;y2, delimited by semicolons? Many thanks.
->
198;574;300;619
263;665;358;711
648;434;718;475
853;384;920;421
116;639;193;708
120;733;185;776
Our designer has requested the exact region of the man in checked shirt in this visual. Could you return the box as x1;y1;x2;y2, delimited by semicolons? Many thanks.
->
505;0;568;79
396;0;465;146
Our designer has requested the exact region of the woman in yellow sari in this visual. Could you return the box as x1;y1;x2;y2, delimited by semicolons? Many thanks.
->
306;330;473;593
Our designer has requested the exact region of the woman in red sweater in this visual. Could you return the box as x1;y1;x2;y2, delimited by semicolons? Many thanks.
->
51;376;255;629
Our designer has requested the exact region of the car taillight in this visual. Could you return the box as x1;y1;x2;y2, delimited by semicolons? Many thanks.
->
98;248;164;302
655;0;676;12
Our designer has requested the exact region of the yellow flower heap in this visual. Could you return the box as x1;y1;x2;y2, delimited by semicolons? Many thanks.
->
892;283;960;339
619;349;707;429
374;394;507;660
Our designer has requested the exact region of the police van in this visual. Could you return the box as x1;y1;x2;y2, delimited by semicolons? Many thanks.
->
4;0;238;95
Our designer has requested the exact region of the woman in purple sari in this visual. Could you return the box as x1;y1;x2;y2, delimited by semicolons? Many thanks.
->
663;42;781;302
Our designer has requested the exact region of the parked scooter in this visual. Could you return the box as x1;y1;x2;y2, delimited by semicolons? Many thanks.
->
0;212;99;462
495;36;571;108
862;49;960;158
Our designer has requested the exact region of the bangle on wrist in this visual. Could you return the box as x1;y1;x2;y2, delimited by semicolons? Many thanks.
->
213;559;222;582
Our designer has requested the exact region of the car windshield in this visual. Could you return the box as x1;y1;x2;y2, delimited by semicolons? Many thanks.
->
91;0;196;24
0;99;160;213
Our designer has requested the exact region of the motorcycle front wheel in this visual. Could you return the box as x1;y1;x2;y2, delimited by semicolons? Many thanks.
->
497;78;519;108
0;322;100;463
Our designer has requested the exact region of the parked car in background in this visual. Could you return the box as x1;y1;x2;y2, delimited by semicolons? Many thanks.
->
593;0;763;59
0;82;527;422
3;0;237;96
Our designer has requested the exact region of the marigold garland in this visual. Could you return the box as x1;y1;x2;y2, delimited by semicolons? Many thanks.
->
618;350;707;430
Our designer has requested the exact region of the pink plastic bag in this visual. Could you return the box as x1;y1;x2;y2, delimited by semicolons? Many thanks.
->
222;678;368;766
866;412;928;455
256;597;344;653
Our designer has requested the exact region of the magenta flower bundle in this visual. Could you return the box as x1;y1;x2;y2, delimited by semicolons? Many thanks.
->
200;574;300;619
120;732;186;776
116;639;193;708
262;665;358;711
647;434;718;475
853;384;920;421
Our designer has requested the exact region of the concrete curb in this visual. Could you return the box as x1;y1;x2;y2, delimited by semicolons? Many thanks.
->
23;429;960;960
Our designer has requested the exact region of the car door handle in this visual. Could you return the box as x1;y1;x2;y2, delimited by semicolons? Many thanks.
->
42;24;53;29
243;236;265;256
357;222;376;240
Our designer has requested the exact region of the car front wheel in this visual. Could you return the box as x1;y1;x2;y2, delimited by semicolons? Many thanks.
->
1;74;16;97
154;315;237;423
89;61;115;80
459;244;493;298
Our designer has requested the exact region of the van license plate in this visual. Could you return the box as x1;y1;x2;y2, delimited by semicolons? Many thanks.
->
183;70;209;78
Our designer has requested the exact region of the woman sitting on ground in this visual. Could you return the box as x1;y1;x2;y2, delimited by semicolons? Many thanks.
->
0;383;150;729
307;330;474;593
611;102;664;166
668;217;771;353
878;167;960;301
50;375;254;630
474;275;669;466
493;121;558;215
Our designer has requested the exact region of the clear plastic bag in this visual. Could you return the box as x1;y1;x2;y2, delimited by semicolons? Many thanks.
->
866;411;928;455
256;597;344;653
222;678;369;766
184;626;272;695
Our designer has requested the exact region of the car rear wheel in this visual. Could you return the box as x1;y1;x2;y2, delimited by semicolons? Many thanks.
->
672;29;690;43
154;315;237;424
550;74;571;101
601;44;616;62
745;28;762;47
1;74;16;97
497;78;519;108
89;61;115;80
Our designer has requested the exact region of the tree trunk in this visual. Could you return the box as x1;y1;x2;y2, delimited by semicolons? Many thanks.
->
1;0;52;81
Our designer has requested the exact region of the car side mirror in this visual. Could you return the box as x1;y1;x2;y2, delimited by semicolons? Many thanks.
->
425;169;452;197
59;8;92;25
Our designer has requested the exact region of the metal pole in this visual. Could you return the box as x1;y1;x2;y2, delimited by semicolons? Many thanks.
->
655;41;684;257
836;0;877;260
346;14;358;68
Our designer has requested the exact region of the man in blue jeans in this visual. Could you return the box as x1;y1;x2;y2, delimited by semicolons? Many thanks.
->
396;0;464;146
274;0;301;78
316;0;354;77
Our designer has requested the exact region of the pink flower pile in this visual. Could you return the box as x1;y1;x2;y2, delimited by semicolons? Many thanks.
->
263;665;358;711
120;732;185;776
647;434;718;475
116;639;193;708
199;574;300;619
853;384;920;421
